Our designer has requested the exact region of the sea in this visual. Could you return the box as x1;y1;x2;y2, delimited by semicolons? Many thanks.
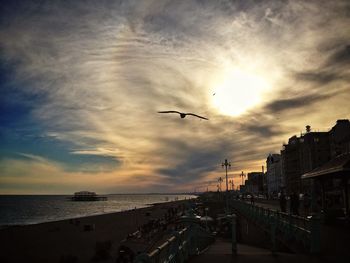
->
0;194;197;227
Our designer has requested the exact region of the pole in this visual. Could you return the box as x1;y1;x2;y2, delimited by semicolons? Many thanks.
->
205;208;209;231
225;164;228;193
240;171;245;187
231;214;237;255
226;164;229;213
222;159;231;214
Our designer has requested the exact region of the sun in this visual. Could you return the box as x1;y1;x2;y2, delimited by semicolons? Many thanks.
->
212;68;270;117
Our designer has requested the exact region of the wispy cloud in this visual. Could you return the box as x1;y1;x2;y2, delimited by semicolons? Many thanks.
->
0;0;349;193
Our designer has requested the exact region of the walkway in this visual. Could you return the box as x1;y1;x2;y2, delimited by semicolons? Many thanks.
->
189;238;325;263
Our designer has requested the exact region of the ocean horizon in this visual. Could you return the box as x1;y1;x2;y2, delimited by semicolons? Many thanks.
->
0;194;197;226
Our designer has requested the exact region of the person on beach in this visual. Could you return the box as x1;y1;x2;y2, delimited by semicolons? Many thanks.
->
279;191;287;213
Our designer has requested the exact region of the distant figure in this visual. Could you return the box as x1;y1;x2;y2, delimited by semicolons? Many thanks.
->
290;192;300;215
279;192;287;213
303;193;311;216
158;111;209;120
250;195;255;205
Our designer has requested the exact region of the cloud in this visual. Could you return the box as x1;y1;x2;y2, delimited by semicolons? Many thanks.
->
239;122;285;138
0;0;350;193
292;44;350;87
70;148;122;157
158;148;225;183
264;93;333;113
0;156;163;194
325;45;350;67
294;71;342;85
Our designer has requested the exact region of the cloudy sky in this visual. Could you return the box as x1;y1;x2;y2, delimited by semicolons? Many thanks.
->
1;0;349;194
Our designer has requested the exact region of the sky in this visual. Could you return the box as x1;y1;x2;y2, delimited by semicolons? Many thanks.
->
0;0;349;194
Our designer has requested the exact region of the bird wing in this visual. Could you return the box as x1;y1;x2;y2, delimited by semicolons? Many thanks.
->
157;111;181;114
186;113;209;120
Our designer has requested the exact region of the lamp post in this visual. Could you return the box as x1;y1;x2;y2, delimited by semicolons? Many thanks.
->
218;177;223;192
222;159;231;213
240;171;246;187
229;179;234;191
205;207;209;230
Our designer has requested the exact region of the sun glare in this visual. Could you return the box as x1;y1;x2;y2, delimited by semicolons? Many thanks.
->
212;69;269;117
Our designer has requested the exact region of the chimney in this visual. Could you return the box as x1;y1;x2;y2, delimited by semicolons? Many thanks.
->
262;165;265;173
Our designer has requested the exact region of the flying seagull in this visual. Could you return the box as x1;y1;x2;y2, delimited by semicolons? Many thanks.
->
158;111;209;120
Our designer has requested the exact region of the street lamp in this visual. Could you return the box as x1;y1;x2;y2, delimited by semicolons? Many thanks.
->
229;179;234;190
222;159;231;213
218;177;223;192
205;207;209;230
240;171;246;187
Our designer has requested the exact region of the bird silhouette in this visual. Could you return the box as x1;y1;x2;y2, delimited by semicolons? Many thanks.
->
158;111;209;120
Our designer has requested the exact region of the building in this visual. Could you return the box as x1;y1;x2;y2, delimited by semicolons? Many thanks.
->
245;172;264;195
281;126;331;194
281;135;302;194
239;184;247;193
266;154;283;198
329;119;350;158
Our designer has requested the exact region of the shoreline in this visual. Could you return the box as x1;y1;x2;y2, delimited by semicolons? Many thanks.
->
0;204;153;229
0;199;193;263
0;194;198;228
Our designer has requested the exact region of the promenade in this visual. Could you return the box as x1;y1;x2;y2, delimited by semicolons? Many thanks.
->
189;238;326;263
192;195;350;263
122;196;349;262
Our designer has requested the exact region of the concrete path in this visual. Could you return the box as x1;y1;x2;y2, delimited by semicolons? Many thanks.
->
189;238;327;263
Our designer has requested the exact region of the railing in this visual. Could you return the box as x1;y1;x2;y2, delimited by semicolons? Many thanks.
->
230;200;320;254
134;225;214;263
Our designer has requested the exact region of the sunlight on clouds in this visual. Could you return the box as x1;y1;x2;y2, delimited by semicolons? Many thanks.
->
0;157;167;194
71;148;122;157
0;0;349;193
212;68;270;117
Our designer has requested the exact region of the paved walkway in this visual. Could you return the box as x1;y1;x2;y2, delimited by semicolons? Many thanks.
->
246;199;308;215
189;239;327;263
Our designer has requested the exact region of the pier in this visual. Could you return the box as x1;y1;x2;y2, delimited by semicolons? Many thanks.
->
70;191;107;201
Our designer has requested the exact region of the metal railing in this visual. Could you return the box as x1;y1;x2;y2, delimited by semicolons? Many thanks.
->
134;224;214;263
230;200;320;254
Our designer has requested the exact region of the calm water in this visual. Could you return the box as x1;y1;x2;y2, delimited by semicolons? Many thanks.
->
0;194;197;226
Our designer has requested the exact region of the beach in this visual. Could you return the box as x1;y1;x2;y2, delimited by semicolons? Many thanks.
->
0;199;190;263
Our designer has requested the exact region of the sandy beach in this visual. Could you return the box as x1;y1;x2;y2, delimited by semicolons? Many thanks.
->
0;200;190;263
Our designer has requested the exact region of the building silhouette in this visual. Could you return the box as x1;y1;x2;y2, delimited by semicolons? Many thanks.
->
281;126;331;194
329;119;350;158
266;154;283;198
277;120;350;196
244;172;264;195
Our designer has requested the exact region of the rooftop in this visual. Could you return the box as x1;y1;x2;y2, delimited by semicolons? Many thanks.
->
301;153;350;179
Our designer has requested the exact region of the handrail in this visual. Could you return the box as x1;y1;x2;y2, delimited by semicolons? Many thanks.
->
134;224;214;263
230;200;320;254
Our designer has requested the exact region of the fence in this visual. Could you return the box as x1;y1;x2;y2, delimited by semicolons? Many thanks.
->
231;200;320;253
134;224;214;263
